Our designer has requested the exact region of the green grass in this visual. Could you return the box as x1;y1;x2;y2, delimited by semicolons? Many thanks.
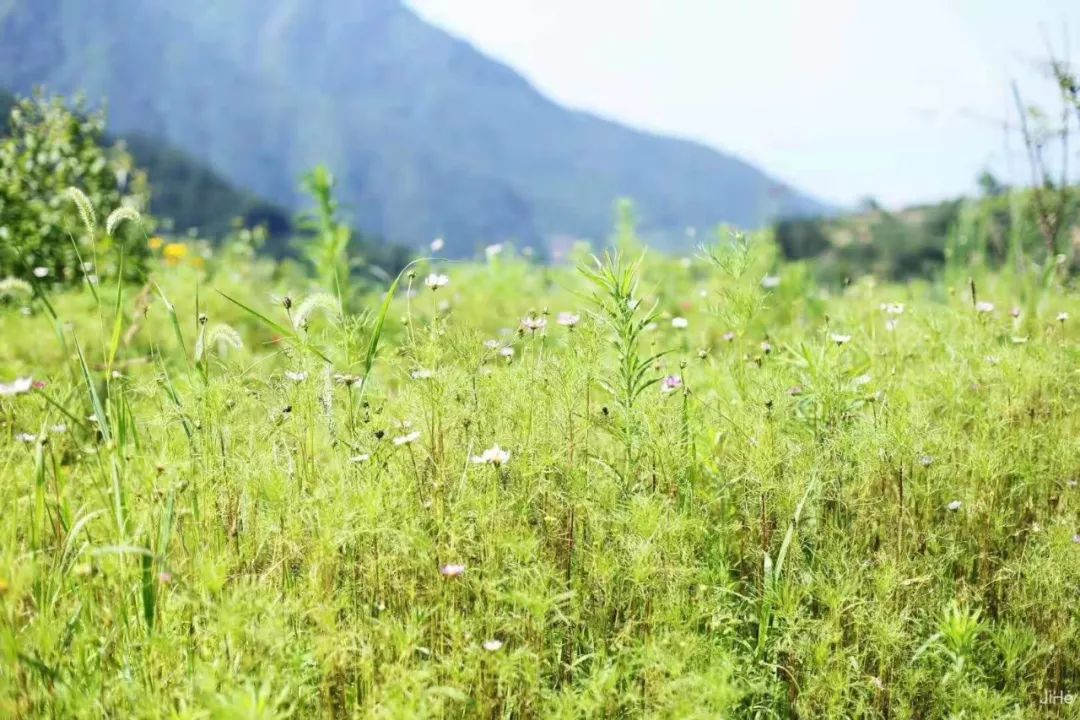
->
1;233;1078;718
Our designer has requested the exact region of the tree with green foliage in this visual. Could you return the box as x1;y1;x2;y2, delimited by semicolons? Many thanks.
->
0;92;149;284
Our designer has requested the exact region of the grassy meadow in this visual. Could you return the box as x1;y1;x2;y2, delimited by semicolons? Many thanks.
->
1;222;1079;718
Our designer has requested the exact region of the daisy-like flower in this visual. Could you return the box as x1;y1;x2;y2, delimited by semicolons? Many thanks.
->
1010;306;1021;319
333;373;363;387
410;369;434;380
0;377;34;397
15;432;37;443
722;331;736;342
521;315;547;333
393;431;421;446
946;500;962;512
1058;311;1069;323
32;267;49;278
852;373;871;386
885;319;899;332
430;237;445;252
830;333;852;346
761;275;781;289
879;302;904;315
284;370;307;383
557;312;580;328
671;317;689;329
760;341;773;354
485;243;504;260
975;301;994;314
1073;534;1080;545
482;639;504;652
425;273;449;290
350;454;371;463
471;444;510;467
1010;336;1028;344
483;339;500;350
440;564;466;578
660;375;683;394
499;346;515;359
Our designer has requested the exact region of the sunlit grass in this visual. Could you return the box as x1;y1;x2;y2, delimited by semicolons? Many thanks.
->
0;232;1078;718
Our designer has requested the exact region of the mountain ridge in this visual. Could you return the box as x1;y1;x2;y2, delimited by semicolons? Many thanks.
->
0;0;832;256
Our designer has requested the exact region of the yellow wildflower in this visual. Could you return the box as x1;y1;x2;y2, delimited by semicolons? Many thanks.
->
148;236;164;250
163;243;188;266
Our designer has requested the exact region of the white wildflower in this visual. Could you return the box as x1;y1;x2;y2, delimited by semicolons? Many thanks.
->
557;312;580;328
471;444;510;467
425;273;449;290
0;377;34;397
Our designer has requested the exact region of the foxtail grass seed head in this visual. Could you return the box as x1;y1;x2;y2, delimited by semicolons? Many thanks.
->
105;205;141;235
293;293;340;330
63;186;96;235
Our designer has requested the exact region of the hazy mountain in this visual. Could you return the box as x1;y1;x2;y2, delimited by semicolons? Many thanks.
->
0;0;831;256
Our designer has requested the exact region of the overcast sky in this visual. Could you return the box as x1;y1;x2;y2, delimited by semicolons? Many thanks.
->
408;0;1079;209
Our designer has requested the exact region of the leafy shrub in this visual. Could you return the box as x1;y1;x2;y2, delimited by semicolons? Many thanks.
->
0;92;150;283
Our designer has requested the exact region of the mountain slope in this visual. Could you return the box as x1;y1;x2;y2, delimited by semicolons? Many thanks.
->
0;0;831;255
